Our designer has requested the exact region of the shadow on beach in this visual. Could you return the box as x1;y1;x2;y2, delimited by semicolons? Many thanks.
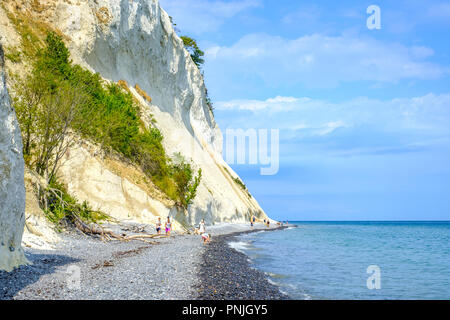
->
0;252;80;300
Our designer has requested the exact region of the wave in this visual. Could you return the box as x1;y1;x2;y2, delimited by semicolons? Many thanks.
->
227;241;253;253
265;273;312;300
228;235;316;300
264;271;288;279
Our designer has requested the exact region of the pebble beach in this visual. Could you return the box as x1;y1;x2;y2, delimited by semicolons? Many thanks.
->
0;223;289;300
196;230;290;300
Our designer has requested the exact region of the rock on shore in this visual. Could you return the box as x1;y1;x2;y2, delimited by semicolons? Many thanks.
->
196;229;290;300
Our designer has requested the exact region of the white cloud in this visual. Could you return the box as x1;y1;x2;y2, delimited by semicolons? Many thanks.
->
216;93;450;140
216;96;304;111
159;0;261;34
317;121;349;136
282;5;321;25
214;93;450;163
427;2;450;20
205;33;448;88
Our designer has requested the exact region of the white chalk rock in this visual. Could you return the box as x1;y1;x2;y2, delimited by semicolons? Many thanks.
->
0;44;27;271
51;0;269;225
0;0;270;230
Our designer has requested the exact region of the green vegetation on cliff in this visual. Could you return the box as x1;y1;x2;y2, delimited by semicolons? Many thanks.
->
180;35;214;113
13;31;201;209
44;179;110;228
180;36;205;68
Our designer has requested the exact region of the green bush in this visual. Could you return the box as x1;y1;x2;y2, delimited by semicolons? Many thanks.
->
171;153;202;207
44;178;109;226
223;166;252;198
180;36;205;68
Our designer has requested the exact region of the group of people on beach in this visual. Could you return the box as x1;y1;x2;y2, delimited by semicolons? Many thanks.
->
155;216;172;236
196;219;211;244
153;213;285;246
250;215;271;228
155;216;211;244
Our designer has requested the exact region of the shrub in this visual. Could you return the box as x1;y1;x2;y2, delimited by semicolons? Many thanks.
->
5;47;22;63
180;36;205;68
171;153;202;207
223;166;251;198
44;178;109;227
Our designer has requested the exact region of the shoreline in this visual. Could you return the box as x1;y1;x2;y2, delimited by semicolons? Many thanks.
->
195;225;291;300
0;223;290;300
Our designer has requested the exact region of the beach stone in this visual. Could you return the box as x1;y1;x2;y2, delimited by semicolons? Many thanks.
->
196;228;290;300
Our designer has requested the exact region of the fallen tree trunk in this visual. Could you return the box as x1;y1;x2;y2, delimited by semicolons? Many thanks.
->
44;185;169;244
125;234;168;240
71;214;124;240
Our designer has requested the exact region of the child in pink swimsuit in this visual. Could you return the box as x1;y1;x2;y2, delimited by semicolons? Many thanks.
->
165;217;172;236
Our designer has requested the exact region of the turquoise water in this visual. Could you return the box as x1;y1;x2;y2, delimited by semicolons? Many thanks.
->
229;221;450;299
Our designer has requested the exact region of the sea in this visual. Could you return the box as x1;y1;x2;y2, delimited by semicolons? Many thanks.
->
228;221;450;300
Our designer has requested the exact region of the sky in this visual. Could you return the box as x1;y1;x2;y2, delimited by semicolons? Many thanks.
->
160;0;450;221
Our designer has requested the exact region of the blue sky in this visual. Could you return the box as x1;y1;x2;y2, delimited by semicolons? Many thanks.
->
160;0;450;220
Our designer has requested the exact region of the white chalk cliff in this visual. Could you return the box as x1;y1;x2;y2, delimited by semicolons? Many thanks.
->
0;0;270;243
0;44;27;271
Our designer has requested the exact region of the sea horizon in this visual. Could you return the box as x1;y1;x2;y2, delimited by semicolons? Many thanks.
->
284;220;450;222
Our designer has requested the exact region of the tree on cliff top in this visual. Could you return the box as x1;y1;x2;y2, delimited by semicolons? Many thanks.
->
180;36;205;68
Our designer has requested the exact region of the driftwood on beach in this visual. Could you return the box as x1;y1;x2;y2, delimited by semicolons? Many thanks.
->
72;214;168;243
43;184;169;244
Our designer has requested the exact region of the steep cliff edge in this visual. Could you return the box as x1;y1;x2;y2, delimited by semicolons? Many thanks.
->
0;43;27;271
0;0;270;234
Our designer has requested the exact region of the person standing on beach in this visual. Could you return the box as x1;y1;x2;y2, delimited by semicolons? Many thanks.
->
199;219;206;234
165;216;172;236
156;217;162;234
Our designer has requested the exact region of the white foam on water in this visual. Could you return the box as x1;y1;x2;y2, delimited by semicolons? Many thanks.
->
279;288;290;296
252;230;267;235
302;293;313;300
227;241;252;253
282;283;313;300
266;276;296;298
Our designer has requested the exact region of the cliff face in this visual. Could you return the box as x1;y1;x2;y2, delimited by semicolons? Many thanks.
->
0;0;269;230
0;44;27;271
